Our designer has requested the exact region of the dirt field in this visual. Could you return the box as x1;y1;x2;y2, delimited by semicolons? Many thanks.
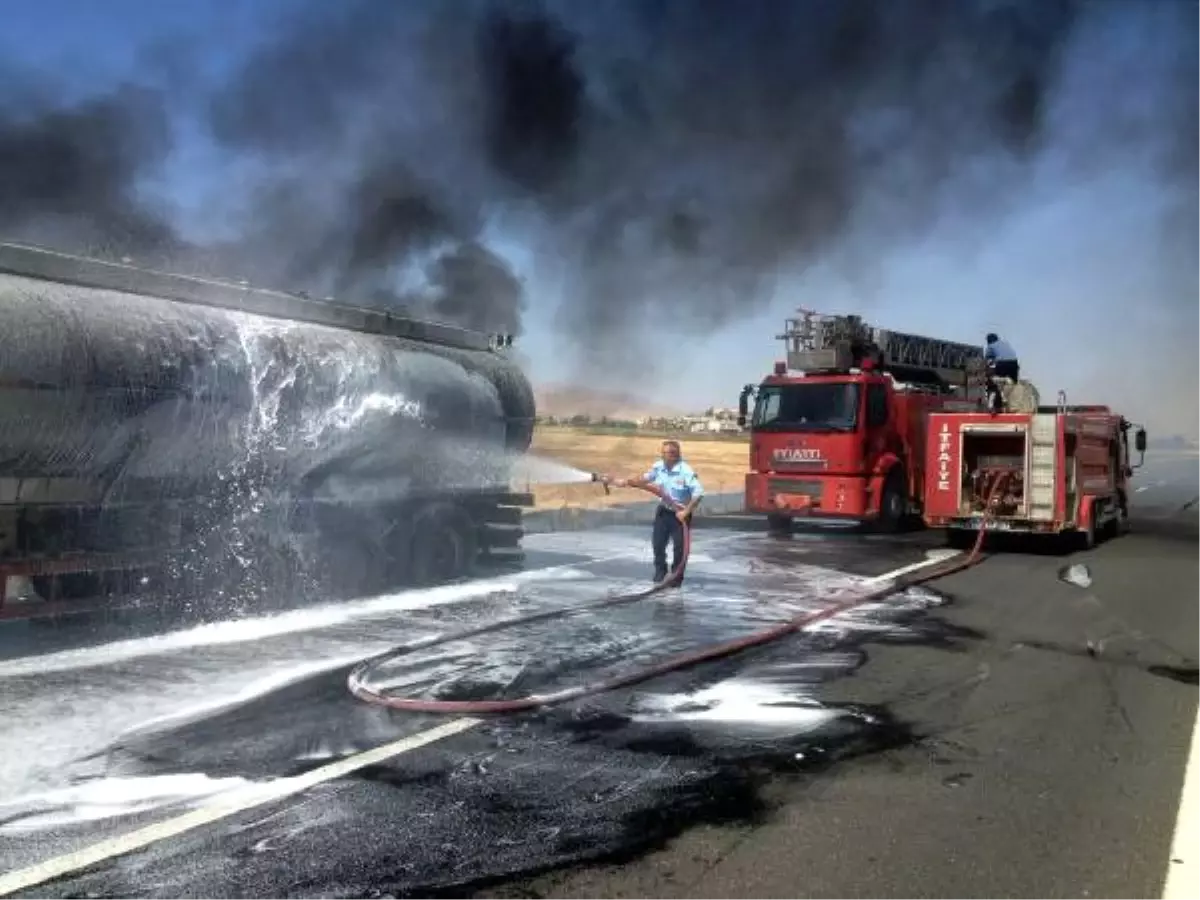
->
521;426;749;510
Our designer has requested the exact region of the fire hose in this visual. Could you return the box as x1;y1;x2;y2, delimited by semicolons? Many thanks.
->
348;474;1008;715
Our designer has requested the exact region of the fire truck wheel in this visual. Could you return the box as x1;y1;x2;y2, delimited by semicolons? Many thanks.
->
1103;498;1129;539
945;529;976;550
767;513;792;535
1081;521;1097;551
876;469;907;534
409;502;478;585
1075;505;1098;552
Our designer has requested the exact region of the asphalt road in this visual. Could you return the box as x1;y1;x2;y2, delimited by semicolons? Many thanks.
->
498;524;1199;899
0;468;1195;898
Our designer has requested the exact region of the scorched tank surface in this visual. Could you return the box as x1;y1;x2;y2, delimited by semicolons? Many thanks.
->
0;242;536;501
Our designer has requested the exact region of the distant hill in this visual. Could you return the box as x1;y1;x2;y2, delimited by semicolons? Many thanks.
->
533;384;685;420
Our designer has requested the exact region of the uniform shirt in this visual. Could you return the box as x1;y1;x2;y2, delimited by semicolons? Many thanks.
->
985;338;1018;362
643;460;705;509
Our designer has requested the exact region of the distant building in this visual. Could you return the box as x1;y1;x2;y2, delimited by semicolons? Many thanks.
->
688;416;741;434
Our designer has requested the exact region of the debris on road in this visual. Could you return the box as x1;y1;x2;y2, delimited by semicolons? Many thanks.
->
1059;563;1093;589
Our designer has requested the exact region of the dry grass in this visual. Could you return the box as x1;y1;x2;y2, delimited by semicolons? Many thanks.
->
521;426;749;510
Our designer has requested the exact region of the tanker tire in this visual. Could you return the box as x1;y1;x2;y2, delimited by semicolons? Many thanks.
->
876;469;907;534
409;502;478;586
767;513;792;536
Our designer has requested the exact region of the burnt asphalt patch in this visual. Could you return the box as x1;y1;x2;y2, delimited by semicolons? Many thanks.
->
19;620;961;899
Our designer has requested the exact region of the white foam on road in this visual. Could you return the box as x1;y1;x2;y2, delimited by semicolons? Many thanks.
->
0;567;588;681
0;534;748;683
0;535;751;809
631;679;843;729
0;658;372;836
0;550;949;895
115;654;369;741
0;655;393;814
0;719;481;899
0;773;256;835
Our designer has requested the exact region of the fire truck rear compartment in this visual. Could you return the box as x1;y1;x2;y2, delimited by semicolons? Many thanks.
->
960;432;1027;517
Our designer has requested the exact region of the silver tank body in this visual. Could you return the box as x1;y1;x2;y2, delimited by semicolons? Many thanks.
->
0;245;536;503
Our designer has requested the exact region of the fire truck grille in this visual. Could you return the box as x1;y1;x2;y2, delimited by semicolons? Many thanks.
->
767;478;823;499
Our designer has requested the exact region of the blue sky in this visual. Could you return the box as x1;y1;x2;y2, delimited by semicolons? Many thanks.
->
2;1;1196;435
0;1;274;77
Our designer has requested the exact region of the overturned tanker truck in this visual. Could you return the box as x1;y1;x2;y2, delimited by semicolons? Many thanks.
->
0;242;536;621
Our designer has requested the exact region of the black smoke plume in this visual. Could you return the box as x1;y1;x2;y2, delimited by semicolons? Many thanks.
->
0;0;1194;403
0;76;177;260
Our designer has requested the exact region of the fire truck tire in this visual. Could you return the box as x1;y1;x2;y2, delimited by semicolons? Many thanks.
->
1115;504;1131;537
409;502;478;585
1103;496;1129;539
876;469;907;534
945;529;976;551
766;513;793;535
1075;505;1098;552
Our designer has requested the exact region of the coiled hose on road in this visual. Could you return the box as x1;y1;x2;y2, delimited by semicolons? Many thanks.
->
348;476;1006;715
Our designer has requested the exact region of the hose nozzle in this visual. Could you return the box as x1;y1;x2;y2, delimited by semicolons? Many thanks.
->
591;472;611;495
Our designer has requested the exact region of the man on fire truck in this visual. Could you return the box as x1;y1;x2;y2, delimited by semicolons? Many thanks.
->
984;332;1020;381
984;332;1021;412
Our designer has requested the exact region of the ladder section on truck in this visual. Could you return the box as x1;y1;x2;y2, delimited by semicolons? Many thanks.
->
1027;413;1058;521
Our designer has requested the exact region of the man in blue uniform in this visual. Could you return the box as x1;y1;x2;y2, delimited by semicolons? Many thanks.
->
608;440;704;586
984;333;1020;381
983;333;1021;413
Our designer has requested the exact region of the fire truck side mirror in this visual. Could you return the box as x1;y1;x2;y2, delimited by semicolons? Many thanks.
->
737;384;755;429
1135;428;1147;454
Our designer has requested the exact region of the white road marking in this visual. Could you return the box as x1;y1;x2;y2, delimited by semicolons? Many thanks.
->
859;550;962;586
0;537;944;895
1163;701;1200;899
0;717;481;898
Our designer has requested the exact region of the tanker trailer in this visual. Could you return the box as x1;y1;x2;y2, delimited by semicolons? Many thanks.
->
0;242;536;620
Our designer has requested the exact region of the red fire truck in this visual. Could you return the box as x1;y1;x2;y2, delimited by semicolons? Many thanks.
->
738;309;986;533
922;402;1147;549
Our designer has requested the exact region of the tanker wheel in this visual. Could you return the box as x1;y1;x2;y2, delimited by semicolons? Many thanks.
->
876;470;907;534
409;502;478;586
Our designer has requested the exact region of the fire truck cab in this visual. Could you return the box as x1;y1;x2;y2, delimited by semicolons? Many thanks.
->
739;309;986;533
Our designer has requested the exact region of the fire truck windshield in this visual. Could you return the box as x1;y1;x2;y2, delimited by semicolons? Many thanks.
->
751;382;860;432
